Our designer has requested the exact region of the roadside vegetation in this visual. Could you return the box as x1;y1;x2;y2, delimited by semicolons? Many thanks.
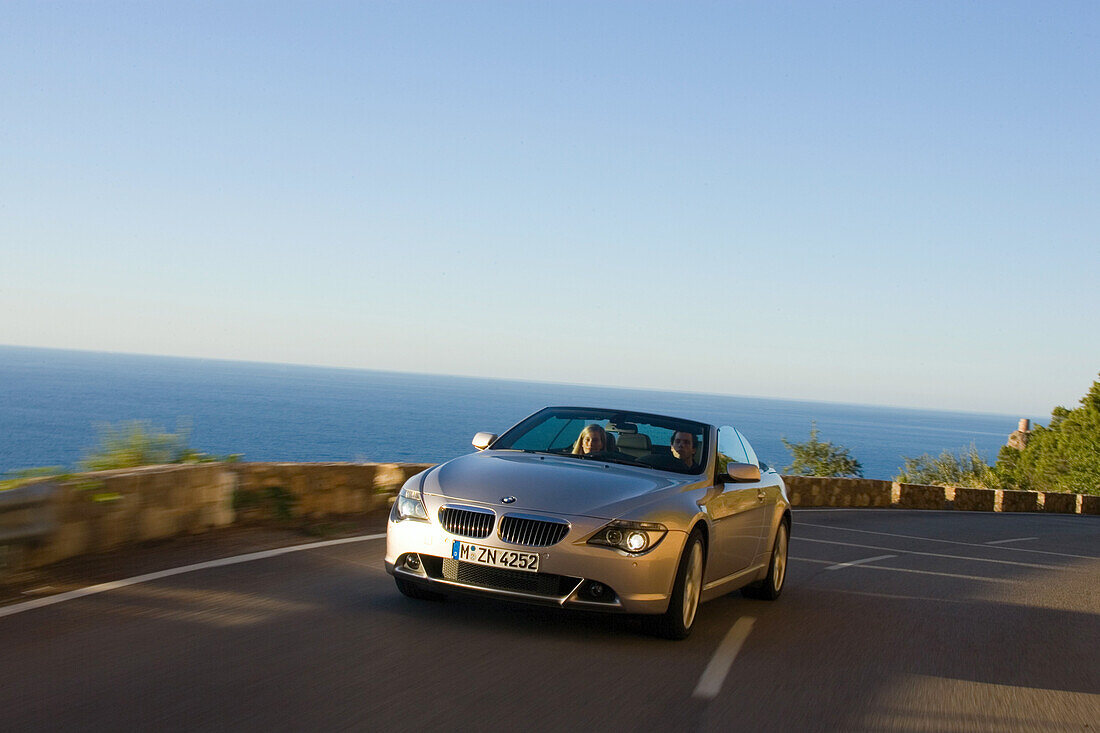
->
1;420;239;491
0;465;71;491
79;420;236;471
894;444;1000;490
781;421;863;478
895;373;1100;496
783;373;1099;496
992;374;1100;495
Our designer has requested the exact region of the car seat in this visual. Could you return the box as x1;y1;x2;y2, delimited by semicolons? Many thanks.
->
616;433;652;458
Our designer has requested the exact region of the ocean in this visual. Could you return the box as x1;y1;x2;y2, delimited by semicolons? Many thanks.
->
0;345;1031;480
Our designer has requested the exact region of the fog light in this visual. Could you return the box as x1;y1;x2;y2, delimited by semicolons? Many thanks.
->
404;554;421;570
581;580;616;603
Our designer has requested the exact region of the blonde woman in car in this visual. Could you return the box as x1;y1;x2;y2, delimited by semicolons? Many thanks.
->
571;424;613;455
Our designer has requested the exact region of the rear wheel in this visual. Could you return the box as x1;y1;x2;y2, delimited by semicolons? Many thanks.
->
647;530;705;640
395;577;445;601
742;520;788;600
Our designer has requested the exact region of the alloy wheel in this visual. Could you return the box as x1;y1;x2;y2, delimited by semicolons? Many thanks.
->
773;524;787;592
682;541;703;628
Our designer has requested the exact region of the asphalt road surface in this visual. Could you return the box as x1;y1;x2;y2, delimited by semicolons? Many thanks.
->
3;510;1098;732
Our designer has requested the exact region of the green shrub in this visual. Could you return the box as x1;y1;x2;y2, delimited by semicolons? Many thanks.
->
895;444;1000;489
0;465;69;491
995;374;1100;495
781;421;863;478
80;420;239;471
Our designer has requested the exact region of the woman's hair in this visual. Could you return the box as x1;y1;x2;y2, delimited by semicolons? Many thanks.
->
571;423;611;454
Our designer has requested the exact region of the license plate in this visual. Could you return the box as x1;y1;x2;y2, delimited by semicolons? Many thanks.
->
452;541;540;573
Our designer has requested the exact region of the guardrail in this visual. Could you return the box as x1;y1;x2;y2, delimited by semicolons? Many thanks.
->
0;481;57;571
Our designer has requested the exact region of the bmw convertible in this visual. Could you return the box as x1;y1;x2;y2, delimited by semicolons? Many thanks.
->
385;406;790;639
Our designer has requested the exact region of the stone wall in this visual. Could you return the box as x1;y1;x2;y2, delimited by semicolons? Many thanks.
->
12;461;433;571
230;462;433;521
782;476;893;508
23;463;236;568
783;475;1096;516
2;463;1096;575
895;483;949;510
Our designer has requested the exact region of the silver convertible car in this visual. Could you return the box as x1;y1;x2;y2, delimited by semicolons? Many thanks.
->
385;406;790;639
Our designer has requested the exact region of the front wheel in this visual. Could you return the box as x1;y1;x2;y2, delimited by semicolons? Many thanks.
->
646;530;705;640
742;520;788;600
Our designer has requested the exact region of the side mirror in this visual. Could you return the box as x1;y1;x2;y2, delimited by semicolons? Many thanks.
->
472;432;498;450
718;462;761;483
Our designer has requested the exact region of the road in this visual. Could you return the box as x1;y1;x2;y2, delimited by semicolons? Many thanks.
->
2;510;1098;732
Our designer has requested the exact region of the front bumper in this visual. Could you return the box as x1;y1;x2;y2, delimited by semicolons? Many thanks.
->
385;515;685;615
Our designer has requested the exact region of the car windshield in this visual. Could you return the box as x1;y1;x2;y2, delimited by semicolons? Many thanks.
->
492;407;709;476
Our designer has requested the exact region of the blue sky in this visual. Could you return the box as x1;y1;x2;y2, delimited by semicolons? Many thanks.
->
2;1;1097;416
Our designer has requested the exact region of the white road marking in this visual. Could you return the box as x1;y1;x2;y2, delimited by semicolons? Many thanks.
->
985;536;1039;545
693;616;756;700
794;537;1061;570
0;533;386;620
796;522;1097;560
794;509;971;514
814;588;973;605
826;554;896;571
791;556;1015;583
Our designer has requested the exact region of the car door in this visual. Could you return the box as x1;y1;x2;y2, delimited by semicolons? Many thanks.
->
703;426;769;582
735;428;782;564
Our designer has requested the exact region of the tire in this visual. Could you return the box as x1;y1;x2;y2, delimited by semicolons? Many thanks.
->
742;520;788;601
395;576;445;601
647;530;705;640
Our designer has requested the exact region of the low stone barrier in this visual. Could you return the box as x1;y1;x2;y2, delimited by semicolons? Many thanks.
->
783;476;892;508
1041;492;1079;514
782;476;1097;515
10;461;434;572
1;462;1095;576
24;463;236;568
895;483;949;510
1001;490;1041;513
953;487;998;512
230;462;433;521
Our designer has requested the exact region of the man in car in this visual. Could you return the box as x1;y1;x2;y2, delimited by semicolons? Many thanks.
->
639;429;699;472
670;431;697;469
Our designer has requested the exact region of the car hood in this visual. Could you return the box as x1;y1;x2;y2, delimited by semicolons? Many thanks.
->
421;450;695;519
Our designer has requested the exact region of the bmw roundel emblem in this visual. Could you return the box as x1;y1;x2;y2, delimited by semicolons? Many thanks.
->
501;496;517;504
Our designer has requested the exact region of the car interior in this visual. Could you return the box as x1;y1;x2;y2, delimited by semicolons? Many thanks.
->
499;410;706;474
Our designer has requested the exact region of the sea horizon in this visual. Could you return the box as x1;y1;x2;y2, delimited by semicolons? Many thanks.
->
1;343;1033;420
0;344;1041;480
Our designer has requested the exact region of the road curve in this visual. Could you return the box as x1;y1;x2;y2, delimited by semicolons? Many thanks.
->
2;511;1097;732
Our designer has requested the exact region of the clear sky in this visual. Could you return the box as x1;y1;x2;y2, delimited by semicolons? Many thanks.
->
2;2;1097;416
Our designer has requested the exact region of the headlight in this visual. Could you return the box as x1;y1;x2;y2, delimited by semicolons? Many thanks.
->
391;485;428;522
588;520;668;554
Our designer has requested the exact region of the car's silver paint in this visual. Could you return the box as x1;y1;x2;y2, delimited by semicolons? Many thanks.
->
424;450;700;520
471;432;497;450
387;413;790;616
724;462;762;482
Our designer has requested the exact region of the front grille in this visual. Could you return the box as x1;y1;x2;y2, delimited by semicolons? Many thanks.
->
438;507;494;538
498;515;569;547
441;559;579;596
